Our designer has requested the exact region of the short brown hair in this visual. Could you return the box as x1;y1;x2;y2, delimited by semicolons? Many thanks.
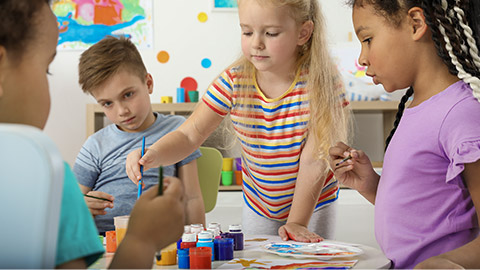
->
78;36;147;94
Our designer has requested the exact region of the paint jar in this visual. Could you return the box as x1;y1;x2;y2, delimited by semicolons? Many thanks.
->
196;231;214;261
189;247;212;269
98;235;104;245
228;224;244;250
208;222;222;237
113;215;129;246
190;223;204;236
105;230;116;253
177;224;192;250
221;171;233;186
156;243;177;265
222;157;234;171
180;233;197;250
234;170;242;186
177;248;190;269
176;87;185;103
188;90;199;102
214;238;234;261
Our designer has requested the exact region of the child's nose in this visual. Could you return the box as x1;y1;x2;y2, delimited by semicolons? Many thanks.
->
252;35;265;50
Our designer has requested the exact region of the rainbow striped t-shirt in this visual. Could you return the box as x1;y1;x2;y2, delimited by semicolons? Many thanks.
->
202;66;339;221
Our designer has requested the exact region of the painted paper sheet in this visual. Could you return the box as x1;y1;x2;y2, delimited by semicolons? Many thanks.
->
218;258;358;269
53;0;153;50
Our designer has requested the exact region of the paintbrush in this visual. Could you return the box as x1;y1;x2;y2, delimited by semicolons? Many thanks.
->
336;155;352;166
155;166;164;262
137;136;146;199
84;194;113;203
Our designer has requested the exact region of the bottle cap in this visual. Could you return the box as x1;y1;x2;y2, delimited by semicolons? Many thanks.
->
197;231;213;240
184;225;191;233
182;232;197;242
229;224;242;231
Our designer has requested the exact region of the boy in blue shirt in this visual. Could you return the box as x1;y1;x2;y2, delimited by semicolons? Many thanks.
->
74;36;205;234
0;0;186;268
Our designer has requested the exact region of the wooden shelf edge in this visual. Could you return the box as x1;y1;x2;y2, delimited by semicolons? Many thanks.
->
219;185;242;191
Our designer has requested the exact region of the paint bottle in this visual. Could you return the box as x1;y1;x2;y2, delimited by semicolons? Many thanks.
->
196;231;214;261
207;222;222;238
214;238;234;261
105;230;116;253
177;248;190;269
177;225;192;250
189;247;212;269
190;223;204;236
180;233;197;250
228;224;244;250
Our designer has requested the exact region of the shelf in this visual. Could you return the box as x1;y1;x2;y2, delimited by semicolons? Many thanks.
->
219;185;242;191
86;101;399;137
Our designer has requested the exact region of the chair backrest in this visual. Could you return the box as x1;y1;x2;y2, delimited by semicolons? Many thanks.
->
0;124;64;268
197;146;223;213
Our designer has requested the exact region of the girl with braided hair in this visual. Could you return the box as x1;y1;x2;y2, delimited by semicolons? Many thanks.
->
329;0;480;268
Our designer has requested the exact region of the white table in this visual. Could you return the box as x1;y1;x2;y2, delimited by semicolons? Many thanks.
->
91;235;391;269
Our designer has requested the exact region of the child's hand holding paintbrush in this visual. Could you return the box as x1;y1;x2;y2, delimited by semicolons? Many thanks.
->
83;191;114;216
328;142;380;202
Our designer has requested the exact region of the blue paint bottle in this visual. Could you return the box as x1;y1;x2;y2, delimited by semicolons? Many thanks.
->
177;248;190;269
214;238;234;261
196;231;214;261
228;224;244;250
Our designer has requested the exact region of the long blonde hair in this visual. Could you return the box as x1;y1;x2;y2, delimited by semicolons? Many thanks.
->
227;0;351;162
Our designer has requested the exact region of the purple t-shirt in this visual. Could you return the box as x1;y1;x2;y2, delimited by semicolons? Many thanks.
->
375;81;480;269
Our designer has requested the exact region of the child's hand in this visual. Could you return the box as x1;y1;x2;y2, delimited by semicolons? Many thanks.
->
328;142;378;194
278;223;323;243
125;177;185;251
125;147;160;185
83;191;114;216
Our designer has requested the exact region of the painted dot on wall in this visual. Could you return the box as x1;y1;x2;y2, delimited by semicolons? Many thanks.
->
157;50;170;63
198;12;208;23
201;58;212;69
181;77;198;91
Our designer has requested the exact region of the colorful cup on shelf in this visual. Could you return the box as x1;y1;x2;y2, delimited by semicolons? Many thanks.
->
188;91;199;103
221;171;233;186
161;96;173;103
234;157;242;171
176;87;185;103
222;158;234;171
234;170;242;186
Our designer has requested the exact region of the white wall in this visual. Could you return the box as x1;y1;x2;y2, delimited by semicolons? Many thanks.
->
45;0;356;165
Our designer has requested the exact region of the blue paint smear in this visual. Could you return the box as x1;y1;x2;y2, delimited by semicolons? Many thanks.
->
57;13;144;45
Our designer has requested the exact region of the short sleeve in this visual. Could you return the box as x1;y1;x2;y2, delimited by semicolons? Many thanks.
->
202;68;234;117
56;162;104;267
73;138;101;188
446;140;480;182
440;96;480;183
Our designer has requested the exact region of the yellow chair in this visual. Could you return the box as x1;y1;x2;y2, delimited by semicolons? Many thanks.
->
197;146;223;213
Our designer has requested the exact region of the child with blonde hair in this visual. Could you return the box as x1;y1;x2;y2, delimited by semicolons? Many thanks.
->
126;0;350;242
329;0;480;268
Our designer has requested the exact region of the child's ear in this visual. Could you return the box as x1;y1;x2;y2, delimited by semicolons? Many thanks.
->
145;73;154;94
298;20;314;46
408;7;428;41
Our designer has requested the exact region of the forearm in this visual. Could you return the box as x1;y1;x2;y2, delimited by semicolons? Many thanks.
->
185;196;206;226
287;169;325;226
357;176;379;205
433;237;480;268
149;130;201;166
109;235;156;269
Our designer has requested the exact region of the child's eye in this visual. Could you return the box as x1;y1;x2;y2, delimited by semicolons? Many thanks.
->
102;102;112;108
47;69;52;75
124;92;134;98
362;38;371;44
242;32;253;36
266;32;279;37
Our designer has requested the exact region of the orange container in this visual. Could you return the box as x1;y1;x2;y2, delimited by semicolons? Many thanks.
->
234;170;242;186
105;230;117;253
